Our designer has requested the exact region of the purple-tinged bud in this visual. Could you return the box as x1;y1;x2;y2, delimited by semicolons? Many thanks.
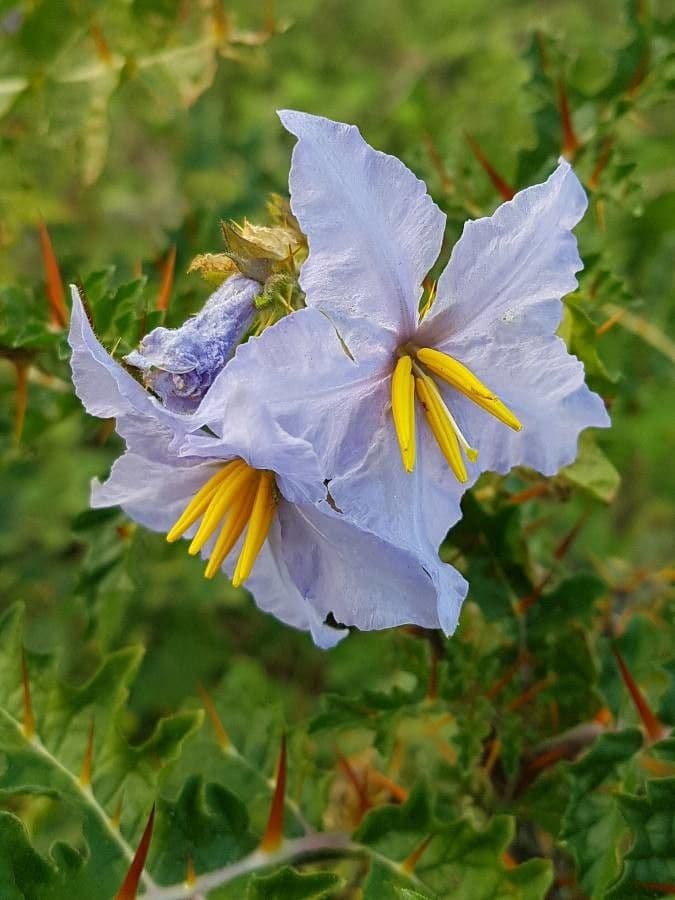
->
126;275;259;413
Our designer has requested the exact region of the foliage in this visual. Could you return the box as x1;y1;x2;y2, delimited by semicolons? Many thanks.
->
0;0;673;897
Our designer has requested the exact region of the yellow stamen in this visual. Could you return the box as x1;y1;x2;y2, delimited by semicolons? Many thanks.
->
166;460;245;543
416;347;522;431
415;374;467;483
442;403;479;463
417;364;478;464
232;471;277;587
391;355;416;472
188;464;258;555
204;480;257;579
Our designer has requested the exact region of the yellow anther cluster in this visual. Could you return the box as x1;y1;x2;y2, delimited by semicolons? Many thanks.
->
390;347;522;480
167;458;276;585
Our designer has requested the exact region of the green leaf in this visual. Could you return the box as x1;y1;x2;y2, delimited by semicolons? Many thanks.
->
448;493;531;622
607;778;675;899
527;573;606;634
560;432;620;502
151;776;256;884
559;299;619;390
0;286;60;351
355;782;433;848
247;866;344;899
538;625;600;726
560;729;643;898
0;813;63;900
0;808;133;899
419;817;552;899
357;785;551;899
70;506;123;533
0;77;28;116
362;861;432;900
514;33;561;183
595;0;651;102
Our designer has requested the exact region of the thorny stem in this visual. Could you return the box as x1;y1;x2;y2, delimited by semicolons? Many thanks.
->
12;703;321;895
141;833;427;899
31;735;159;890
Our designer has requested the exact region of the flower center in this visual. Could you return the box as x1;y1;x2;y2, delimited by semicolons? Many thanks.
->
391;347;522;481
166;458;277;585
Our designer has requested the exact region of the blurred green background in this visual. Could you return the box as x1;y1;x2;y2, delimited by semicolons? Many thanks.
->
0;1;673;894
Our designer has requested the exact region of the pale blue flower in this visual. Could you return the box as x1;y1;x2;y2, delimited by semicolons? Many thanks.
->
237;110;610;560
126;275;259;412
68;286;468;645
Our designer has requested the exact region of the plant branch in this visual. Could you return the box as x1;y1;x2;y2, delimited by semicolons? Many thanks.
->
140;832;428;899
